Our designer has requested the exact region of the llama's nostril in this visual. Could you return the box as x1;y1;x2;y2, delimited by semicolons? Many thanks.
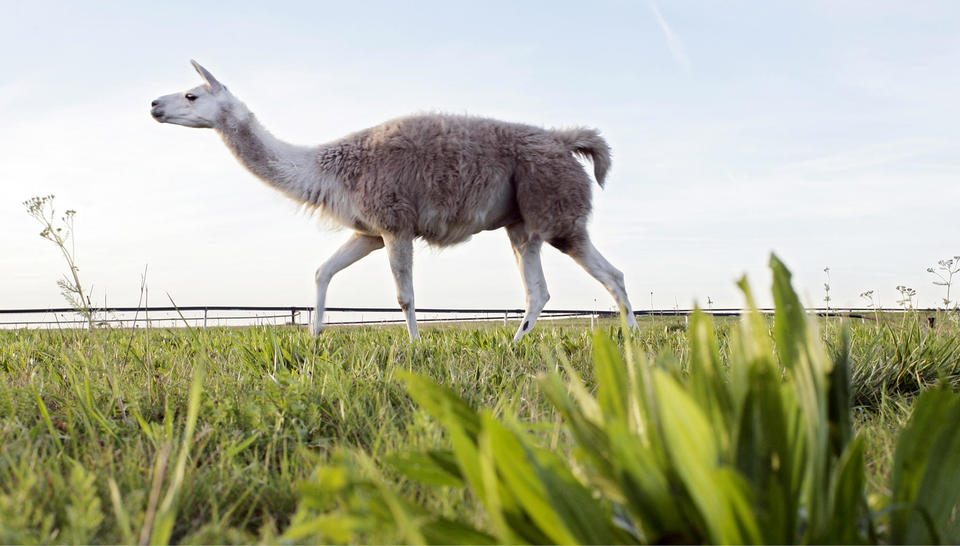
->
151;99;160;107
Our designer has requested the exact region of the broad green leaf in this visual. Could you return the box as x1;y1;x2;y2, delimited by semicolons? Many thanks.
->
593;331;629;425
712;467;763;544
525;439;619;544
652;370;758;544
400;371;481;438
476;418;538;545
769;255;806;372
421;518;497;545
730;277;776;419
734;368;798;544
827;328;854;457
911;412;960;544
688;309;734;451
609;428;684;540
539;372;611;472
283;514;362;543
446;412;485;504
820;435;867;544
769;255;833;538
484;414;579;544
356;453;428;545
891;388;960;544
297;465;350;512
387;451;464;488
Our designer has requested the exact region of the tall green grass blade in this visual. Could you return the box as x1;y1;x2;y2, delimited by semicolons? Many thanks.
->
149;362;205;545
107;477;135;544
32;386;62;452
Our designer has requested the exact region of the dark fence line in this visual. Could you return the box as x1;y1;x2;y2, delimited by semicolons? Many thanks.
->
0;305;928;316
0;304;936;330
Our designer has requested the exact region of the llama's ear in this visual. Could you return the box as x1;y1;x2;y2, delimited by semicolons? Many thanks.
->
191;60;224;92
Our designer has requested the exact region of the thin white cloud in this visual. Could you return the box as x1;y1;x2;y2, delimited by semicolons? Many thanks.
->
648;0;691;73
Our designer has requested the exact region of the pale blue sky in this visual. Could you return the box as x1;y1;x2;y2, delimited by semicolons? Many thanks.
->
2;0;958;313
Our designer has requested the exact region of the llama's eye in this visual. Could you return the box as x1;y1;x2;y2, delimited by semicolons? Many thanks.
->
185;93;197;101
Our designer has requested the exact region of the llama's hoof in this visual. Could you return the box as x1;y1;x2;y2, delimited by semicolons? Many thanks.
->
309;323;324;336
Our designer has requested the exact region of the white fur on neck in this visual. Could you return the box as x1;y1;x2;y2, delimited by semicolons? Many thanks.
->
214;101;362;231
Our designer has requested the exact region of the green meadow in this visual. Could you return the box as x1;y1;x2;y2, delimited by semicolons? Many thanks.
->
2;260;959;544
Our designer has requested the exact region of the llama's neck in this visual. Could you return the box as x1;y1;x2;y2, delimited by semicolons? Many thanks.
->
214;103;323;202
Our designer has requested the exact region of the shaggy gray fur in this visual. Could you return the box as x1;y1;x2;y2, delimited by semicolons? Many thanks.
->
310;114;610;248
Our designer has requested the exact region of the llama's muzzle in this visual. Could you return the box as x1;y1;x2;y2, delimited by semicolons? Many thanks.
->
150;100;165;120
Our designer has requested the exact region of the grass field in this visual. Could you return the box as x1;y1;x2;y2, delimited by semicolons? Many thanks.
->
1;303;959;543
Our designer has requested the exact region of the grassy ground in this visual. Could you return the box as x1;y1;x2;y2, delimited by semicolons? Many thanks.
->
0;314;958;543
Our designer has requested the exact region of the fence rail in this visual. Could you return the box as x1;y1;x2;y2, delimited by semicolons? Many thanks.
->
0;305;937;330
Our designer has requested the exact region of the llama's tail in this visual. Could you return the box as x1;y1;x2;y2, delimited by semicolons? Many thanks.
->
554;128;611;187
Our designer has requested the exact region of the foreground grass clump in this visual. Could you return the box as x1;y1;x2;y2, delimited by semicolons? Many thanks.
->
290;257;960;544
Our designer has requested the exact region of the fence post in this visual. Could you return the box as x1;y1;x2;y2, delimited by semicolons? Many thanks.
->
503;310;508;326
291;308;296;325
203;308;208;330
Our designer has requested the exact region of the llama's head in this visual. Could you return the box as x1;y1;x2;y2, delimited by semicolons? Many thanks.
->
151;61;236;128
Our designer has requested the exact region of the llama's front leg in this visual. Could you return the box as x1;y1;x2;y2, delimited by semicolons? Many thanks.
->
313;233;384;334
507;224;550;342
382;234;420;341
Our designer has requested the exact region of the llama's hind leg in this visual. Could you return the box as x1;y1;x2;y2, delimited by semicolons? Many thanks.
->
313;233;384;335
507;223;550;342
555;234;640;331
382;233;420;341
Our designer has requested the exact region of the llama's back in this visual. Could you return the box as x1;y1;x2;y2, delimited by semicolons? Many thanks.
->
317;114;600;246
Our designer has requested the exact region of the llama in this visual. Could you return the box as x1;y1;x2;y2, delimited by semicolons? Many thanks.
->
151;61;640;341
